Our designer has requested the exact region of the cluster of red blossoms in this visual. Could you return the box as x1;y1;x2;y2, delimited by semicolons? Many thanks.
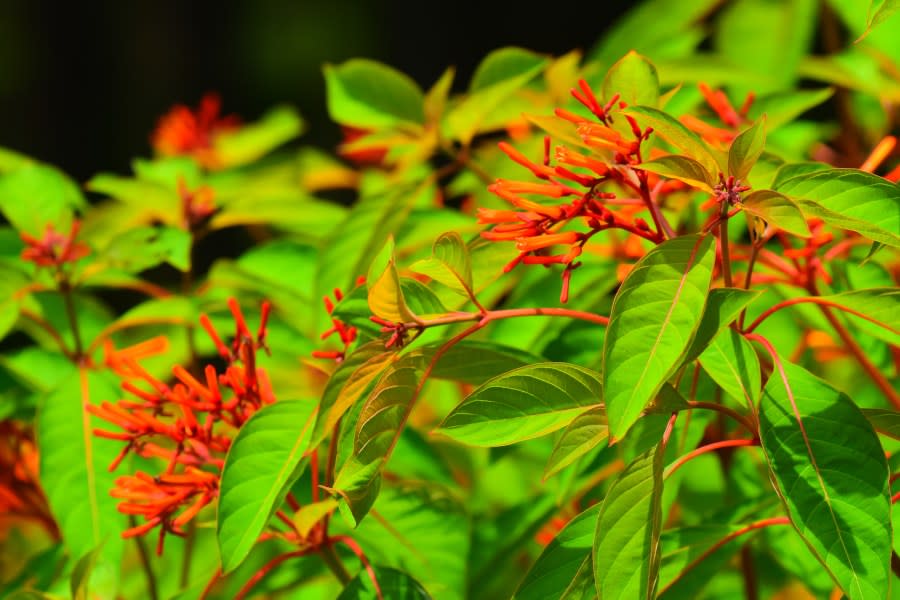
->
19;221;90;269
312;280;364;363
151;93;240;169
88;298;273;554
478;80;661;302
0;420;59;541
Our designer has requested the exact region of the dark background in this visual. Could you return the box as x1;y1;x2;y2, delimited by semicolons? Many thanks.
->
0;0;631;181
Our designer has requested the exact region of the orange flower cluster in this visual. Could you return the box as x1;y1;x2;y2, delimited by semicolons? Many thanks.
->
312;282;363;362
478;79;659;302
88;298;273;553
0;421;59;540
176;176;217;230
151;93;240;169
19;221;90;268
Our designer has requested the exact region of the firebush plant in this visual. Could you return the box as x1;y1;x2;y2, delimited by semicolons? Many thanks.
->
3;1;900;599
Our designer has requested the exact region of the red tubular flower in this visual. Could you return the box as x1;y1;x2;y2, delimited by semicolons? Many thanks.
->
682;83;755;146
151;93;240;169
19;221;90;268
479;79;661;302
90;298;274;552
0;421;59;540
313;284;362;362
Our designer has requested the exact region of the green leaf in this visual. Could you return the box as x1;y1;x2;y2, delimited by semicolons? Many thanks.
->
728;117;766;181
544;406;609;479
602;51;659;110
408;231;473;297
658;524;747;597
367;236;416;323
747;88;834;131
217;399;317;572
95;225;191;273
775;169;900;247
292;498;339;538
625;106;719;176
424;67;455;124
639;156;714;192
593;442;665;600
771;161;831;189
38;368;123;582
816;288;900;346
437;363;602;447
324;59;425;128
417;340;541;386
861;408;900;441
210;193;346;235
70;545;103;600
740;189;811;238
759;360;891;599
0;164;84;235
310;342;396;448
859;0;900;40
685;287;763;361
338;566;431;600
443;47;547;145
698;328;761;408
515;504;600;600
603;234;715;441
213;106;303;167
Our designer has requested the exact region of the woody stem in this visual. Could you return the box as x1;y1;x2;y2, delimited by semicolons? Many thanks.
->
719;203;733;287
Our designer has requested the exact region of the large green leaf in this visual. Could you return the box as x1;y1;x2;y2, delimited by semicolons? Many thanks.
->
0;164;84;235
759;360;891;599
515;504;601;600
437;363;602;447
603;234;715;441
367;236;416;323
324;59;425;128
593;442;665;599
544;406;609;479
698;328;761;408
37;368;124;585
602;51;660;109
94;225;191;273
746;88;834;131
421;341;541;386
638;156;714;192
861;409;900;441
217;399;317;572
775;169;900;247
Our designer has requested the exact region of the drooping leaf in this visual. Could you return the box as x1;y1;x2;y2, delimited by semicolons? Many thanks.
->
408;231;473;297
217;399;317;572
437;363;602;447
861;408;900;441
685;287;763;361
213;106;304;167
292;499;339;538
816;288;900;346
338;566;431;600
603;234;715;441
415;340;541;386
698;328;761;409
515;504;601;600
859;0;900;40
776;169;900;247
639;155;715;192
38;368;124;584
728;117;766;181
593;442;665;600
624;106;719;176
740;189;811;238
94;225;192;273
544;406;609;479
759;360;891;599
324;59;425;128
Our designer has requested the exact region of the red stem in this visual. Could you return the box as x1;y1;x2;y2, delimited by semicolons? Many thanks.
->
665;439;757;478
743;296;898;336
234;549;311;600
403;306;609;330
659;517;790;594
